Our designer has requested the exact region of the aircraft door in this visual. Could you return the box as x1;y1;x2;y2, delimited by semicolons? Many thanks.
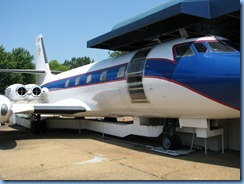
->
126;48;151;103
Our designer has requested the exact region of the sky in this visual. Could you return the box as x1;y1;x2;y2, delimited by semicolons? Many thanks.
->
0;0;164;63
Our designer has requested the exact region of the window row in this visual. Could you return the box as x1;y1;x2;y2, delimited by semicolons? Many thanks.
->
64;66;126;88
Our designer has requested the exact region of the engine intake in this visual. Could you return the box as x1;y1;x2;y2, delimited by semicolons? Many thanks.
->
16;85;27;96
5;84;27;101
5;84;44;101
25;84;42;101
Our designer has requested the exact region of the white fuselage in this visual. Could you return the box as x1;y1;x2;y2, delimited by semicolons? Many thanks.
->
40;36;240;119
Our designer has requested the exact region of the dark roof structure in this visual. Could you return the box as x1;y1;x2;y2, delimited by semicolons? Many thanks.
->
87;0;240;51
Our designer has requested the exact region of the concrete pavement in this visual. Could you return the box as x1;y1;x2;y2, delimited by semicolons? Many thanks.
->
0;124;240;180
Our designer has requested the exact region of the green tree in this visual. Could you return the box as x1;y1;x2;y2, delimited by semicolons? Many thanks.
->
11;48;35;84
63;56;94;69
49;60;69;72
0;46;35;94
108;51;128;58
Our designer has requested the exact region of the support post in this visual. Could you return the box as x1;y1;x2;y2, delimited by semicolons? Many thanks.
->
222;133;224;154
204;138;207;154
78;120;81;134
102;122;105;138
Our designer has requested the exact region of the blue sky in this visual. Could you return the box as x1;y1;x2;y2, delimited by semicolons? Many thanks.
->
0;0;164;63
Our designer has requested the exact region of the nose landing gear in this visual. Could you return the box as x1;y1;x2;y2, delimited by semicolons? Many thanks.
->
160;119;181;150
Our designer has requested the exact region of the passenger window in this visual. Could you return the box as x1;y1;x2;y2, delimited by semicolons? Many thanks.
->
65;79;70;87
86;74;92;84
75;76;81;86
117;66;126;78
100;71;107;81
194;43;209;53
175;44;194;58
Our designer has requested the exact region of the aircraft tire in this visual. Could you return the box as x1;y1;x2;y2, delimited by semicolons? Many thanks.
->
162;135;174;150
162;134;181;150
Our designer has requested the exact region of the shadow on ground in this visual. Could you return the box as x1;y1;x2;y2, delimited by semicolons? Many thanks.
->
0;124;240;169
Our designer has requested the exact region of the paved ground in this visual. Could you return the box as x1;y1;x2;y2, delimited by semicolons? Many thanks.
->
0;124;240;180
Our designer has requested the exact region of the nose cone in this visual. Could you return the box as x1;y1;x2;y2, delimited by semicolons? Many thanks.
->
173;51;240;111
183;52;240;111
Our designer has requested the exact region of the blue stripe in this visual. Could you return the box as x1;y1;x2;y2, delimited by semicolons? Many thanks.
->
42;63;128;90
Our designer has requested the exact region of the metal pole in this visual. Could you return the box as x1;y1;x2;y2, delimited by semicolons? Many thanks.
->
103;122;105;138
222;133;224;154
79;120;81;134
204;139;207;154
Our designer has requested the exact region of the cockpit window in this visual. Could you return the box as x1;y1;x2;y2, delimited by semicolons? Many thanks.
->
221;40;239;51
208;41;236;53
194;43;209;53
175;44;194;58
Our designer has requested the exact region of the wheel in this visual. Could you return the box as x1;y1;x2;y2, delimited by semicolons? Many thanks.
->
162;135;173;150
162;134;182;150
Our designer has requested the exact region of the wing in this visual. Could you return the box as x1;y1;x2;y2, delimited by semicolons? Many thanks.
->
0;96;90;123
12;104;86;115
11;99;91;115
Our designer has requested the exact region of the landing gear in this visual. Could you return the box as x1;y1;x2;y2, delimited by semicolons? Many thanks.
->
162;136;173;150
160;119;181;150
30;114;47;134
162;134;181;150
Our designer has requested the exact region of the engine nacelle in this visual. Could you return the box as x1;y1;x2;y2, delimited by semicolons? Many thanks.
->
5;84;28;101
25;84;42;101
4;84;43;102
0;95;12;123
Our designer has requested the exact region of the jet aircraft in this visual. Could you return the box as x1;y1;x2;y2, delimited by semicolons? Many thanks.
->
0;34;240;149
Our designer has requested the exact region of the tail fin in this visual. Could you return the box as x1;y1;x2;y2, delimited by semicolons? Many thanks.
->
0;34;55;85
35;34;53;85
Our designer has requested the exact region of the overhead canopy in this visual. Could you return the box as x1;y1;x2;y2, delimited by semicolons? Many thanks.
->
87;0;240;51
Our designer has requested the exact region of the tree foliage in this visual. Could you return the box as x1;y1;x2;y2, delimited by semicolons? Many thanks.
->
63;57;94;69
108;51;128;58
0;46;35;94
49;57;94;71
49;60;69;72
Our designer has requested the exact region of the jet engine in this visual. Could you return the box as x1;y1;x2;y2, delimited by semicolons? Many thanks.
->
25;84;43;101
5;84;28;101
4;84;43;102
0;95;12;123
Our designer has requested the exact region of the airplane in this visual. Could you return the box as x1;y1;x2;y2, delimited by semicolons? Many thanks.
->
0;33;240;149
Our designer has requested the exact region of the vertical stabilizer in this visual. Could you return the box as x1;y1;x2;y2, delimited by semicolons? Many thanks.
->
35;34;53;85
